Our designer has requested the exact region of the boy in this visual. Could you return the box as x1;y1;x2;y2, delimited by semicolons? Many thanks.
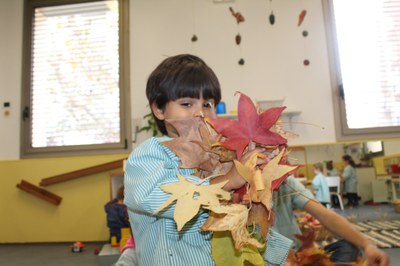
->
124;54;292;265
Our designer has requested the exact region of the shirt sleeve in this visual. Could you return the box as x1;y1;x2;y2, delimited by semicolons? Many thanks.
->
263;229;293;266
124;137;208;219
342;166;351;180
286;176;314;209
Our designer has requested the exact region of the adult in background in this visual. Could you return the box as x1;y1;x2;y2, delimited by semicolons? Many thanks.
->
341;155;359;207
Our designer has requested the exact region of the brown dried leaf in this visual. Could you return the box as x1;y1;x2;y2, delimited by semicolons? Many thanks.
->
163;118;221;173
201;204;264;250
295;248;334;266
233;153;266;204
155;172;231;230
247;203;270;239
271;118;299;140
294;226;316;251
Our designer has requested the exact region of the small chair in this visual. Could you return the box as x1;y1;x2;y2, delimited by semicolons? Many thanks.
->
326;176;344;210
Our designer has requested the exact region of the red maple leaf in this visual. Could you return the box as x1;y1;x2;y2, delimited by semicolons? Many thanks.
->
207;92;287;159
294;226;316;251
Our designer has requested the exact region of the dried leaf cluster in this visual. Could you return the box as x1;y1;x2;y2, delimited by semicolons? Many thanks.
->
154;92;333;265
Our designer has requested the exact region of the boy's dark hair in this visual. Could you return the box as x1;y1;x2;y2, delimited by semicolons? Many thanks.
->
146;54;221;135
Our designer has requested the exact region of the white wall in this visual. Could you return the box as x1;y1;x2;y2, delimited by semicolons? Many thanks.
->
0;0;346;159
0;0;23;160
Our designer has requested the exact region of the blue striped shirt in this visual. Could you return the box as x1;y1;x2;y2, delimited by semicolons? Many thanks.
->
124;137;292;265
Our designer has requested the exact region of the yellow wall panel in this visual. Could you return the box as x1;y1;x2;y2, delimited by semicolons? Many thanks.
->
0;154;127;243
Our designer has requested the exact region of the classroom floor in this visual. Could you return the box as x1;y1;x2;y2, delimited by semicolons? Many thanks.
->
1;204;399;266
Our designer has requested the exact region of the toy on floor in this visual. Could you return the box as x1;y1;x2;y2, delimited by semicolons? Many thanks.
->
93;247;100;255
70;241;86;253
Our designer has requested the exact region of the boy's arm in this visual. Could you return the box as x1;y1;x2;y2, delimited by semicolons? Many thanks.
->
304;200;389;266
124;138;205;218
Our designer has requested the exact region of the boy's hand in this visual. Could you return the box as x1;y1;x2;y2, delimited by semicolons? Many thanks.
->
211;148;266;192
364;244;389;266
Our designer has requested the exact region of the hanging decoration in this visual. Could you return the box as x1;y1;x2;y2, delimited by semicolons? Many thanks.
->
268;0;275;25
297;9;307;27
229;7;245;65
297;7;309;66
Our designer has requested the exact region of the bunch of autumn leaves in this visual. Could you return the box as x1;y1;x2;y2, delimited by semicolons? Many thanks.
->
155;92;300;265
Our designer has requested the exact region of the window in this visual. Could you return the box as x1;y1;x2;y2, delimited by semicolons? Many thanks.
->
323;0;400;140
21;0;131;157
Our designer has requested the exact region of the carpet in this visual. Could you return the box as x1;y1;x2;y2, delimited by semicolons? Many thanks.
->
352;220;400;248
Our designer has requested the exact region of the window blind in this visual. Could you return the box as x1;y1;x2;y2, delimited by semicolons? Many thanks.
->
30;0;120;148
332;0;400;129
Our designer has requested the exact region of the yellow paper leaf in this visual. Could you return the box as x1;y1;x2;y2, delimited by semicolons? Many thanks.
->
155;173;230;231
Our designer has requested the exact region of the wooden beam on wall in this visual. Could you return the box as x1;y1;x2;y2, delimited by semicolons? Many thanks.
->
17;180;62;205
40;159;125;187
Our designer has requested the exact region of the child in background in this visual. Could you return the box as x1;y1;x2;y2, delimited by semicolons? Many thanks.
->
326;160;339;176
311;162;331;207
104;185;130;243
124;54;293;265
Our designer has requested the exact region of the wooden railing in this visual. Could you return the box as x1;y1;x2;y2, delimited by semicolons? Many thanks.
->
17;158;126;205
40;159;126;186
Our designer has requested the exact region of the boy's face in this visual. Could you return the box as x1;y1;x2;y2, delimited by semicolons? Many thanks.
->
152;97;217;121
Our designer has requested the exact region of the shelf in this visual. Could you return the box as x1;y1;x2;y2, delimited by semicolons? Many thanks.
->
40;159;125;186
216;113;238;119
17;180;62;205
283;110;301;118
